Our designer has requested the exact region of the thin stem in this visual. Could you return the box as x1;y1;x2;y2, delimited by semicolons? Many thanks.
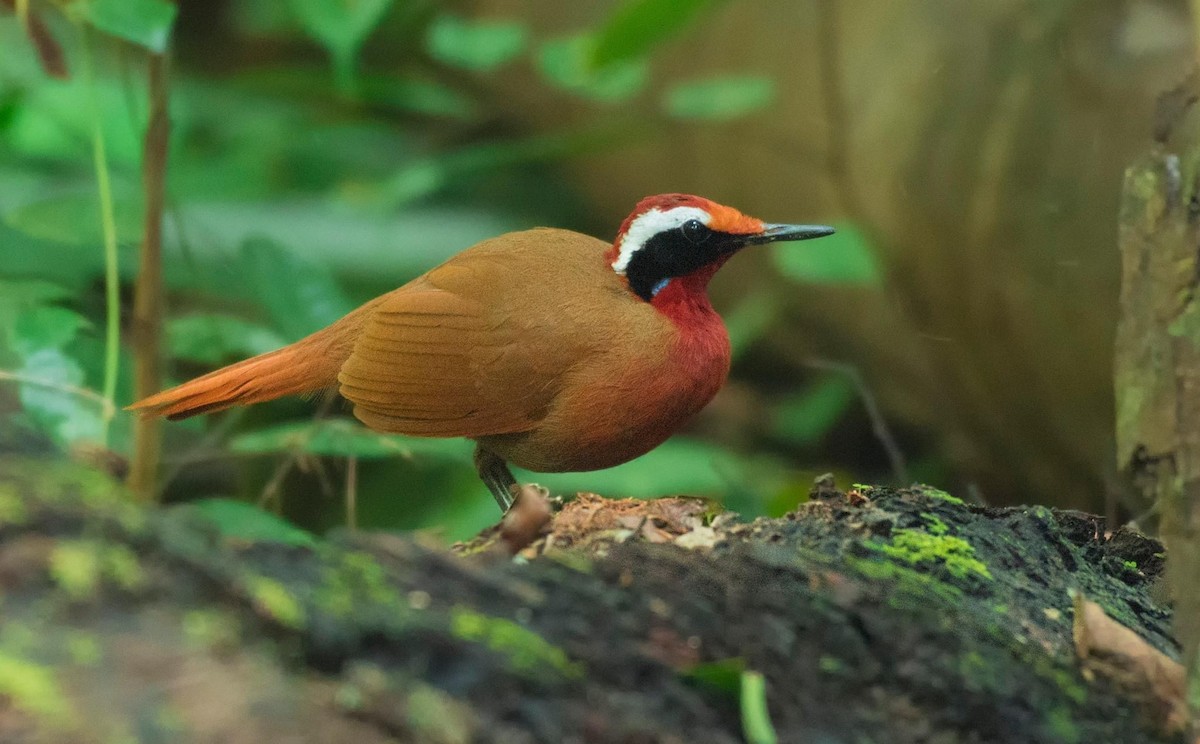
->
805;357;909;484
0;370;116;419
81;29;121;445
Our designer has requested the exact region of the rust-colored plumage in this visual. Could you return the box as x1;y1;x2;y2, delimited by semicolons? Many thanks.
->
130;195;833;508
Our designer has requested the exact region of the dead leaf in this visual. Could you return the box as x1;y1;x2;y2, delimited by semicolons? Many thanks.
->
1072;592;1192;736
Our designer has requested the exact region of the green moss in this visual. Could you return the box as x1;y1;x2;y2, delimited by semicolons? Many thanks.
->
872;530;993;581
1043;706;1081;743
0;650;74;726
49;541;101;599
0;485;27;526
183;610;240;651
920;513;949;535
844;555;963;606
407;683;474;744
818;655;844;674
49;540;145;599
245;575;305;629
102;544;145;591
1122;560;1138;570
449;606;582;679
914;486;963;505
315;550;406;618
66;633;101;666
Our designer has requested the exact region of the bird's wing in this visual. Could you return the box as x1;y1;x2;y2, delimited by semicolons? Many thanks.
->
336;251;575;438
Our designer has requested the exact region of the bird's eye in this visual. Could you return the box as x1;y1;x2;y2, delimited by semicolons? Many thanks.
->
681;219;709;244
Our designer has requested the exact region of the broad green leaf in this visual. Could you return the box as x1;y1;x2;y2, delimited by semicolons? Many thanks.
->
0;280;73;314
537;35;647;103
6;79;143;164
426;15;528;72
17;347;105;447
238;236;354;342
288;0;393;83
770;222;882;285
10;305;89;359
4;189;142;246
591;0;726;68
663;76;775;121
771;376;855;446
166;314;287;365
230;419;472;461
188;498;317;546
740;671;778;744
83;0;178;52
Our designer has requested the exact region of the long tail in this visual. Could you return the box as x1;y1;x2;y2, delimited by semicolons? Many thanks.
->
128;301;379;420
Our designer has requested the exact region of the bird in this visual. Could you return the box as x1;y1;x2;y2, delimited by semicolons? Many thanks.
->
129;194;834;510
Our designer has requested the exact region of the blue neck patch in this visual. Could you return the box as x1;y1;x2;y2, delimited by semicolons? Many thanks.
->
650;278;671;298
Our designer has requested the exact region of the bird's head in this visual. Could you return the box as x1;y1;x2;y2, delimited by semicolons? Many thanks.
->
609;194;834;304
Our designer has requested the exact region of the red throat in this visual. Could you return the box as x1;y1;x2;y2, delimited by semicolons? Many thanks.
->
648;255;730;325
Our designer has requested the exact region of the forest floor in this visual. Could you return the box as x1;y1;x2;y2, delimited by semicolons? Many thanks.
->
0;457;1188;743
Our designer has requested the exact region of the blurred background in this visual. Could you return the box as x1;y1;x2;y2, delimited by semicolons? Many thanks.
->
0;0;1193;540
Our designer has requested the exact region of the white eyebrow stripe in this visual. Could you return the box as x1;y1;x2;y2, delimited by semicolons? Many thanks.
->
611;206;712;275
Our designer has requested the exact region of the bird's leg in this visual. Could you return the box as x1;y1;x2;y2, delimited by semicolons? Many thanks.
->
473;444;518;512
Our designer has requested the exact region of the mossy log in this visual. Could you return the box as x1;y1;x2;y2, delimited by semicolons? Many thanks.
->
0;458;1181;743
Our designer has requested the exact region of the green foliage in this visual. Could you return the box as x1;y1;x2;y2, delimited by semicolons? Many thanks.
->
771;376;855;446
166;314;287;365
538;34;648;102
188;499;318;547
287;0;393;88
664;76;776;121
80;0;178;52
230;419;470;462
771;222;882;285
426;15;528;72
239;237;354;341
590;0;728;68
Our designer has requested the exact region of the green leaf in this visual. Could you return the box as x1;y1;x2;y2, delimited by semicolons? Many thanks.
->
0;280;73;316
166;314;287;365
740;670;778;744
82;0;178;52
10;306;89;359
531;437;765;499
288;0;393;83
683;657;745;697
188;499;317;547
537;34;647;102
238;236;354;342
591;0;726;68
230;419;472;461
426;15;528;72
4;189;142;246
663;76;776;121
771;376;855;446
16;348;105;447
770;222;881;285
